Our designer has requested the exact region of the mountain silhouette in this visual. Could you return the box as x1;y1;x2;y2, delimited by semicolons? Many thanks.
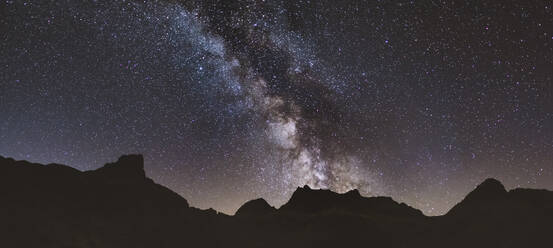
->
279;185;424;219
1;154;552;248
435;178;553;247
446;178;508;216
85;154;147;181
0;154;223;248
235;198;276;216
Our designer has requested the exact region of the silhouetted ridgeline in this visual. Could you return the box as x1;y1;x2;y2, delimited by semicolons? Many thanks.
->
1;154;552;247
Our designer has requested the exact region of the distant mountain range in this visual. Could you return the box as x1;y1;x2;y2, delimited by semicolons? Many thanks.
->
1;154;552;247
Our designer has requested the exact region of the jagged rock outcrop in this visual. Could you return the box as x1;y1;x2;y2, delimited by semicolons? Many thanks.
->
86;154;147;182
279;185;424;219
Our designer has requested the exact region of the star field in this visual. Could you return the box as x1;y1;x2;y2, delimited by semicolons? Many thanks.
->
1;0;552;215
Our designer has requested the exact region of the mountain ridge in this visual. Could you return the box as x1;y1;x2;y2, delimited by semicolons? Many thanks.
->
1;154;552;248
0;154;429;216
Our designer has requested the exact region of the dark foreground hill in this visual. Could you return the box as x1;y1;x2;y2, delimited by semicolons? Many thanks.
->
1;155;552;247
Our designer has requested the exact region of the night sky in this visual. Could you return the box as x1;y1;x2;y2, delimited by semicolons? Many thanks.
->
1;0;552;215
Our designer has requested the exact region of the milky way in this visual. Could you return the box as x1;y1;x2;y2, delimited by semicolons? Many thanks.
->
1;0;552;215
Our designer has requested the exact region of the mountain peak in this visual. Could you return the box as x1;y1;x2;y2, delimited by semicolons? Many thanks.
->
345;188;361;197
281;186;369;214
462;178;507;203
235;198;275;216
472;178;507;196
446;178;508;216
298;184;313;191
89;154;145;181
280;186;423;218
